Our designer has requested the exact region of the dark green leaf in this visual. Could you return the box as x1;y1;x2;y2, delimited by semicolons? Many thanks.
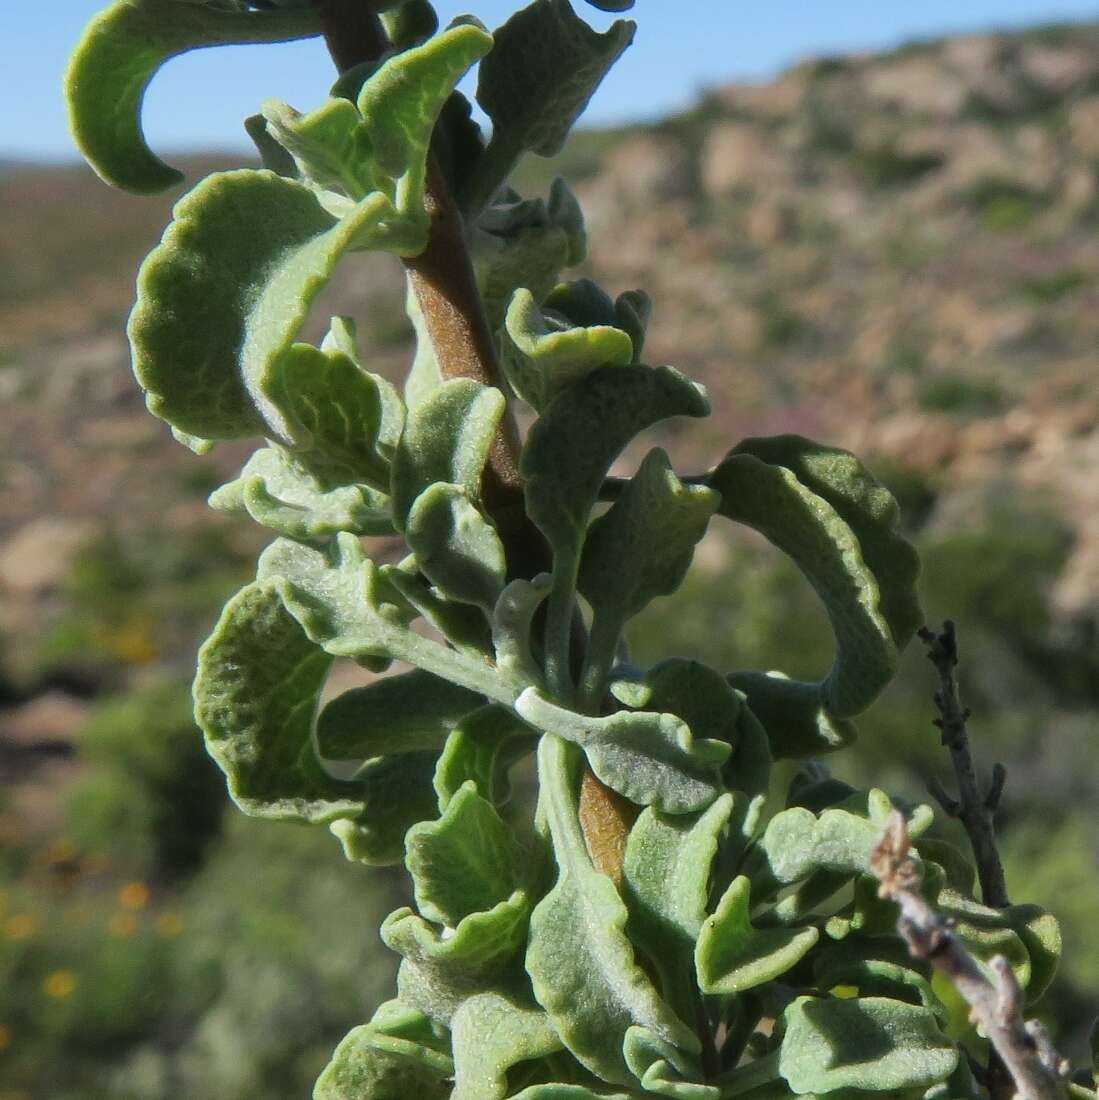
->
434;704;534;811
466;0;635;211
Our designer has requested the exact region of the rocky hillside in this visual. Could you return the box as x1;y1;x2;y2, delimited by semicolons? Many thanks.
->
3;21;1099;752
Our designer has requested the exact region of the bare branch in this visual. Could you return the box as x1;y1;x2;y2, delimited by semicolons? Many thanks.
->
872;812;1068;1100
919;620;1009;908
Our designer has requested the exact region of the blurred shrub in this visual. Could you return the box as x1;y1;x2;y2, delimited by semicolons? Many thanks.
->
65;680;225;877
917;371;1008;416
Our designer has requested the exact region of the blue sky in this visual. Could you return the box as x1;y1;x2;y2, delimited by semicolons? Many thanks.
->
6;0;1099;162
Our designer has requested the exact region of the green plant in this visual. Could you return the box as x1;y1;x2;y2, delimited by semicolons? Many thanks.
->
64;3;1076;1099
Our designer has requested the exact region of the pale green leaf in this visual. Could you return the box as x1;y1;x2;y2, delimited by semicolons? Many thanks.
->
244;112;298;177
406;782;524;926
407;483;507;610
358;22;493;218
329;751;440;866
466;0;635;212
492;574;552;686
316;669;482;762
434;704;534;811
516;688;729;814
747;805;881;894
391;379;506;529
1005;904;1061;1005
623;1027;717;1099
779;996;958;1094
622;794;735;1021
526;735;699;1087
695;876;819;995
313;999;453;1100
450;991;563;1100
257;534;523;703
381;563;496;656
501;287;633;410
209;445;393;539
271;340;402;491
385;890;532;1023
129;172;417;446
65;0;319;194
510;1089;635;1100
193;582;361;822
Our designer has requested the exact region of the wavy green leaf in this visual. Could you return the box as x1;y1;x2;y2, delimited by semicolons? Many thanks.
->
523;364;708;696
451;991;563;1100
517;689;728;814
271;340;402;491
728;436;921;650
622;794;734;1021
65;0;319;193
812;938;940;1017
578;459;717;699
385;890;532;1023
472;178;584;330
193;582;360;822
129;171;420;446
493;574;552;687
391;379;506;529
434;704;534;811
779;996;957;1094
407;483;507;610
623;1026;718;1100
313;999;453;1100
466;0;635;212
502;287;633;410
696;876;819;996
711;451;901;722
526;735;699;1087
209;445;393;539
381;562;496;657
317;669;482;763
406;782;524;927
330;751;440;866
257;534;523;703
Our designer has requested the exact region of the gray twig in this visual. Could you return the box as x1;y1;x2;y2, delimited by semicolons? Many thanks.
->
872;813;1068;1100
919;620;1009;908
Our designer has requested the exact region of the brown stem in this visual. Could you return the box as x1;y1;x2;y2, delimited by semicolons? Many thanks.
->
314;0;529;557
920;621;1009;909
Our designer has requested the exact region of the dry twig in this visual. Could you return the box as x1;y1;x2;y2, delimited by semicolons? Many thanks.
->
872;812;1068;1100
920;620;1009;909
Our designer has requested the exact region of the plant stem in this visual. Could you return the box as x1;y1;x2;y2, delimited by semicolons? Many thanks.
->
313;0;531;564
920;621;1009;908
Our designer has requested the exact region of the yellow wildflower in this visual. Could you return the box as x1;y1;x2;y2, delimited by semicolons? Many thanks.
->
118;881;150;910
108;912;137;938
155;912;184;938
4;914;36;940
42;970;76;999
